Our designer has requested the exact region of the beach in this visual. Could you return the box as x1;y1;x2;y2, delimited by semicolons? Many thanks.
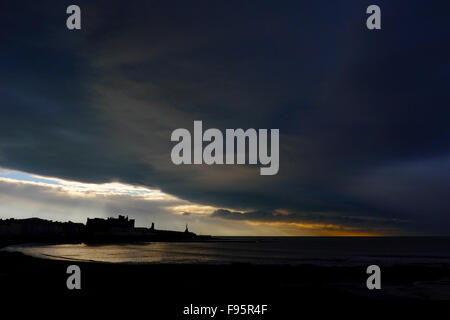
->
0;241;449;318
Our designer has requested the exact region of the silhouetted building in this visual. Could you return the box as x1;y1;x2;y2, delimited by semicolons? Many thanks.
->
0;215;208;243
86;215;135;233
0;218;83;238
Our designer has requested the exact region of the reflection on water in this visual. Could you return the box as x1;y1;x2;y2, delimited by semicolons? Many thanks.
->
4;237;450;266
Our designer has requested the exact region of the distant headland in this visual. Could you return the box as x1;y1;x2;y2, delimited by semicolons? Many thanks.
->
0;215;212;245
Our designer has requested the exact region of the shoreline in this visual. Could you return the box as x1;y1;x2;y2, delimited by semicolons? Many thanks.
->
3;239;450;267
1;246;449;301
1;241;449;318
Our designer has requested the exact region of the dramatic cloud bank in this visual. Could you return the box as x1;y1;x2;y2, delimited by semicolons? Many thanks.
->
0;1;449;235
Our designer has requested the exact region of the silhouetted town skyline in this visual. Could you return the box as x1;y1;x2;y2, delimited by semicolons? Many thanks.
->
0;215;210;244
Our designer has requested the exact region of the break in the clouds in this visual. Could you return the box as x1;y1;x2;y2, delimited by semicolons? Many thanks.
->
0;0;449;235
0;168;370;236
0;168;254;235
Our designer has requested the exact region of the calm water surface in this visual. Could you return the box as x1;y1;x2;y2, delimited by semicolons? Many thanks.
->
4;237;450;266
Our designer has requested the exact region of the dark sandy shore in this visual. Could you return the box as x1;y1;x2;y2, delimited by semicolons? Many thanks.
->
0;244;449;318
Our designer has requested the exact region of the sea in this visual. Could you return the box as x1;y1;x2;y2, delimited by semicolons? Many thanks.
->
3;237;450;266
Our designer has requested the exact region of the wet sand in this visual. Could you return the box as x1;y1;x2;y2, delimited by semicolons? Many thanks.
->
0;246;449;318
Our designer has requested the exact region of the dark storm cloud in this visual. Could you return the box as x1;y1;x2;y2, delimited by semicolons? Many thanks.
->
210;208;409;233
0;0;449;234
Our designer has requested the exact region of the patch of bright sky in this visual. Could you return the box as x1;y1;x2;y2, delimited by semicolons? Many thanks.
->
0;167;172;199
0;168;381;236
0;168;61;185
0;167;226;216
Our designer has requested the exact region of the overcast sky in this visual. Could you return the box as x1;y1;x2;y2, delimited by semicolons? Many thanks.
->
0;0;449;235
